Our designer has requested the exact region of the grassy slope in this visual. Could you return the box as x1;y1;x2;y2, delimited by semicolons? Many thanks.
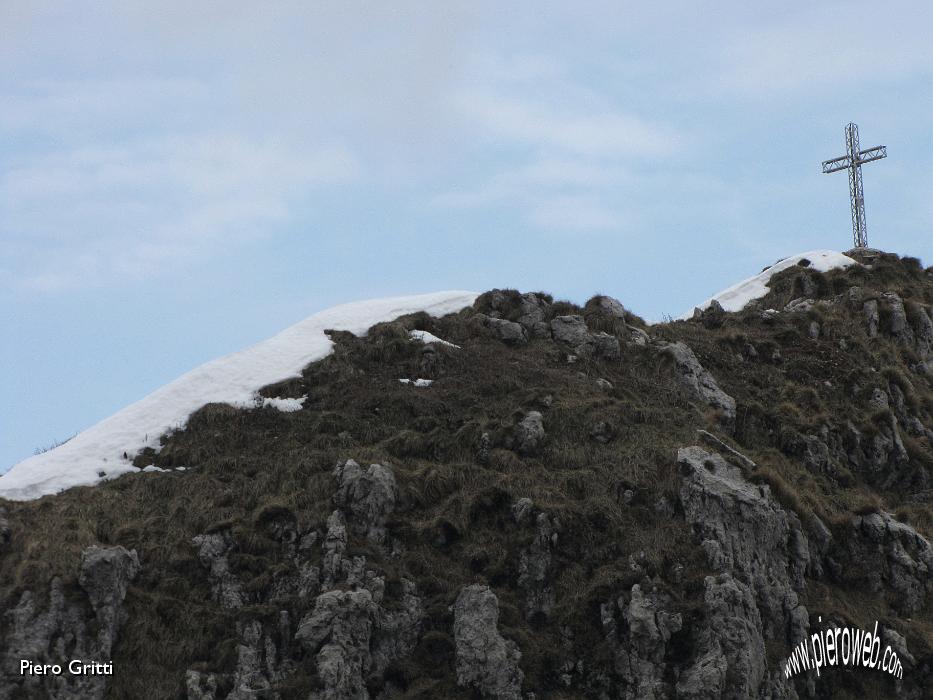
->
2;251;933;698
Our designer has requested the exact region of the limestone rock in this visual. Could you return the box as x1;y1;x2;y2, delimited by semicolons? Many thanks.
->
516;293;552;338
517;512;559;619
679;446;809;642
0;545;139;700
511;497;534;525
333;459;398;545
78;546;139;616
680;574;767;700
297;589;377;699
838;511;933;615
473;314;528;345
601;583;683;699
883;292;914;344
592;332;621;360
78;545;140;655
694;299;726;328
628;327;650;346
322;509;349;587
514;411;545;456
550;315;592;349
193;531;246;609
864;299;879;337
185;670;222;700
370;578;424;678
592;295;628;321
659;343;736;427
784;298;815;313
0;508;9;553
451;585;523;700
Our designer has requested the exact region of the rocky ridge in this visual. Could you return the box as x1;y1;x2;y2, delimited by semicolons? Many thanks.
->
2;250;933;697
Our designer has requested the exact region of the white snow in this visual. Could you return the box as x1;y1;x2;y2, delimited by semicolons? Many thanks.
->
259;396;307;413
0;291;477;501
398;378;434;387
409;329;460;349
680;250;856;319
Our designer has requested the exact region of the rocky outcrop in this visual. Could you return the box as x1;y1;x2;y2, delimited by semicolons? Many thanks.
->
515;292;552;338
660;343;736;427
678;447;810;698
517;510;560;620
78;546;140;657
514;411;545;456
187;460;423;700
550;315;591;349
193;530;246;609
864;299;880;337
297;588;378;699
592;332;621;360
678;573;767;700
0;545;139;700
601;583;683;699
0;508;9;554
883;292;914;345
679;447;809;641
841;413;913;488
473;314;528;345
225;616;294;700
333;459;398;546
451;584;523;700
836;511;933;616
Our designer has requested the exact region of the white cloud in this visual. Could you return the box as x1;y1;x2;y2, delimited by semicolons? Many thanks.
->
527;194;622;231
1;135;358;291
713;1;933;98
454;90;679;159
434;51;680;232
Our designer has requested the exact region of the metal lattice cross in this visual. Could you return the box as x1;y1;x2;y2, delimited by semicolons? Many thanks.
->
822;122;887;249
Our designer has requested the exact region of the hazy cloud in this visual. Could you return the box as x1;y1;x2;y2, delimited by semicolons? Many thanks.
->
2;135;358;291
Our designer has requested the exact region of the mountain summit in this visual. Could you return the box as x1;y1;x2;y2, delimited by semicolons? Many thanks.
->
2;249;933;698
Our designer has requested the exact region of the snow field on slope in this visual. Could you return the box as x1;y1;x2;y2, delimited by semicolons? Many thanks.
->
0;291;477;501
681;250;856;319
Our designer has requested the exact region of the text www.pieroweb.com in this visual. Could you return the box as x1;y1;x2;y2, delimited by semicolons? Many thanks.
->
783;620;903;680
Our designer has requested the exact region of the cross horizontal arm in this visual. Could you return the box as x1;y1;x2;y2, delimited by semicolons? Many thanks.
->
822;155;851;173
856;145;887;164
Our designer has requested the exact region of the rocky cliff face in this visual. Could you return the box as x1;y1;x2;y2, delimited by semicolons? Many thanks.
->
3;250;933;698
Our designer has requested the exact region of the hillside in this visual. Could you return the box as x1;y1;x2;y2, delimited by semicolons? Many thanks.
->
2;248;933;699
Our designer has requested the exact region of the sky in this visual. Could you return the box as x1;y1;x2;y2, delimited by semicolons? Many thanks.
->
3;1;933;471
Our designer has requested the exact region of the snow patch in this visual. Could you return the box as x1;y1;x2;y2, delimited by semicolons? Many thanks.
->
398;378;434;387
681;250;856;319
0;291;477;501
260;396;307;413
409;329;460;349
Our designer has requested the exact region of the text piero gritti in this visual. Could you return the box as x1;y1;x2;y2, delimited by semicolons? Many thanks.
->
19;660;114;676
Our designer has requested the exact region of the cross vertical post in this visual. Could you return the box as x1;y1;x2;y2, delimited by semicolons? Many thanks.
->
822;122;887;249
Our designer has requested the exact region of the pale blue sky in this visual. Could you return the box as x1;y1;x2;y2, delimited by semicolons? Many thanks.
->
3;1;933;471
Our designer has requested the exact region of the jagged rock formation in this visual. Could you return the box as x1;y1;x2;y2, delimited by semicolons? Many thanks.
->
185;461;422;699
513;411;546;456
333;459;398;546
659;343;737;428
0;545;138;700
4;251;933;698
836;511;933;616
0;509;9;554
451;584;523;700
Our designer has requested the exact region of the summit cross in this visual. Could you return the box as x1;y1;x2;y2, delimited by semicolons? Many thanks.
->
822;122;887;249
